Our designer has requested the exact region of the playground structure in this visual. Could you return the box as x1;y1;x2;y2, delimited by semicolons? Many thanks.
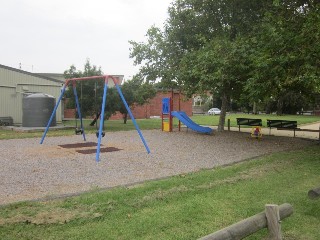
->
162;97;173;132
40;75;150;162
162;97;213;134
251;126;263;139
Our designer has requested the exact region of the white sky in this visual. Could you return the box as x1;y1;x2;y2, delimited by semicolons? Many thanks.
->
0;0;172;79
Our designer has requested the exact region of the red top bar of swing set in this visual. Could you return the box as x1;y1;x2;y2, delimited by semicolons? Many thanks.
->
64;75;120;86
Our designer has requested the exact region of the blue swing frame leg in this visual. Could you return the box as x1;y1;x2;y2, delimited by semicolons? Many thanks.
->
40;84;67;144
115;84;150;154
73;84;86;141
96;81;108;162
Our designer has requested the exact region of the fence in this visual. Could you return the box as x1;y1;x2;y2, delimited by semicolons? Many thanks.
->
199;203;293;240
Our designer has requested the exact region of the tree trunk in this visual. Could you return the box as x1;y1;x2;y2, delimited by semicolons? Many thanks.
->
218;93;228;131
277;98;283;115
123;113;128;124
253;102;257;115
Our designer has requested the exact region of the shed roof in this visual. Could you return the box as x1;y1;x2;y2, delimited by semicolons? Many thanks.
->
0;64;64;84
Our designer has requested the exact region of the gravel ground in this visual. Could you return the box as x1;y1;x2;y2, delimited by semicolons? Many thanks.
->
0;129;315;205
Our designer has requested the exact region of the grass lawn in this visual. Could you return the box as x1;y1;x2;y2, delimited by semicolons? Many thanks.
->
0;118;162;140
0;114;319;140
0;146;319;239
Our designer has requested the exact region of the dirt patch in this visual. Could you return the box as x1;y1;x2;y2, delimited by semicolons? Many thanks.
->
0;208;102;225
76;147;122;154
58;142;100;149
24;146;75;159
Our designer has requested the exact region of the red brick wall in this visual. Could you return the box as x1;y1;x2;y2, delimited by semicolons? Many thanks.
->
64;109;76;119
147;91;192;116
64;90;192;120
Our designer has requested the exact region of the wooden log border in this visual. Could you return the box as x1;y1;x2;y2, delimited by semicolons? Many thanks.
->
199;203;293;240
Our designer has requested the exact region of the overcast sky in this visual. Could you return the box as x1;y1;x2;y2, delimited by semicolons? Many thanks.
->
0;0;172;79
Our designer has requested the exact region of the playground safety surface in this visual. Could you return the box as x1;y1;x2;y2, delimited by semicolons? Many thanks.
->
0;129;317;205
76;147;122;154
59;142;98;148
58;142;122;154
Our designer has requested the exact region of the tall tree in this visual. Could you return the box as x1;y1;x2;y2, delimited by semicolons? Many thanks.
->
245;0;320;114
119;76;156;124
130;0;270;130
64;59;119;120
179;37;251;129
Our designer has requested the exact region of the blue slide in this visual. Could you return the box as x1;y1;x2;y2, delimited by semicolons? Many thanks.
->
171;111;213;134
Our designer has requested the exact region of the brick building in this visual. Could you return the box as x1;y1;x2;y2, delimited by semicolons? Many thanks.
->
64;90;192;120
112;90;192;120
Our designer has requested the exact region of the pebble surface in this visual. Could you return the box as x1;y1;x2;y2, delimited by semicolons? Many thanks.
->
0;129;314;205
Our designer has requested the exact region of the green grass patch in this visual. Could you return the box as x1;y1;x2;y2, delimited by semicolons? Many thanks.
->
0;146;319;239
0;119;162;140
0;114;319;140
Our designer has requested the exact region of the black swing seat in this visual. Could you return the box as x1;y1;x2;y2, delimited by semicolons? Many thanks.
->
96;131;105;138
75;128;84;135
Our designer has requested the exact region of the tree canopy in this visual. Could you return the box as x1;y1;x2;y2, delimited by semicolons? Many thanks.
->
64;59;156;123
246;0;320;114
130;0;320;130
64;59;119;120
119;76;157;123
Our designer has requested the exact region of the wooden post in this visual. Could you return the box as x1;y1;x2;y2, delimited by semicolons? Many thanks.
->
228;119;230;131
199;203;293;240
308;187;320;200
265;204;282;240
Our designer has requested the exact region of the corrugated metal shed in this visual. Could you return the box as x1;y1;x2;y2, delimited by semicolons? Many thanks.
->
0;64;64;125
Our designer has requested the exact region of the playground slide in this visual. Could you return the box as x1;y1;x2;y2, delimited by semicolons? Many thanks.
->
171;111;213;134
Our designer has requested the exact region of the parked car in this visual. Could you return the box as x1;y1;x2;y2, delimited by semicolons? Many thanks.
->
208;108;221;115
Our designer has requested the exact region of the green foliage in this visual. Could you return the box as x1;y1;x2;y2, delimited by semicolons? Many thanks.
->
129;27;173;85
246;1;320;114
64;60;156;123
63;59;113;118
130;0;320;128
119;76;156;123
130;0;271;131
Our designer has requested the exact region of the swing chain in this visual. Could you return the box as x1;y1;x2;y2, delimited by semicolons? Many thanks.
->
96;131;105;138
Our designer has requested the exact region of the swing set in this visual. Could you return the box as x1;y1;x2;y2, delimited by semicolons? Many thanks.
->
40;75;150;162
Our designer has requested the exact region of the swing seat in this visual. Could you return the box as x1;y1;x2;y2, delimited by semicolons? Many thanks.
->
75;128;83;135
96;131;105;138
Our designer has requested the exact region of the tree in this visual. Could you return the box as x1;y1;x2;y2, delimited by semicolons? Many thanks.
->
64;59;157;125
131;0;320;124
130;0;269;130
245;1;320;114
64;59;119;120
180;37;252;129
119;76;156;124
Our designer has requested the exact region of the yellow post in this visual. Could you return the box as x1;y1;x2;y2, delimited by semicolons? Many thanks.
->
163;122;170;132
